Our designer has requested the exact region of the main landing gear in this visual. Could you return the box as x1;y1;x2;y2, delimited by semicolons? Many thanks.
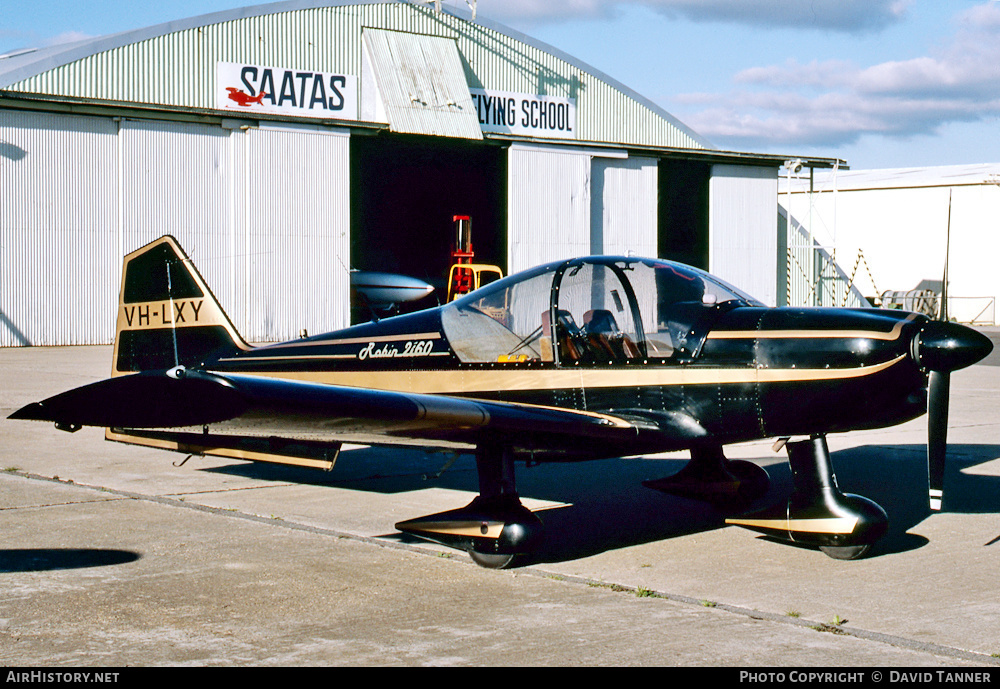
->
726;435;888;560
643;445;771;511
397;435;888;567
395;444;543;569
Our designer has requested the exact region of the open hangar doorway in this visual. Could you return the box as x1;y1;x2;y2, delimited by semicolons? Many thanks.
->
658;158;711;271
350;133;507;320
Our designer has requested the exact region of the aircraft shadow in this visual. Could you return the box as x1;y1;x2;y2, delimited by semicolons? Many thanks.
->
206;442;1000;564
0;548;140;573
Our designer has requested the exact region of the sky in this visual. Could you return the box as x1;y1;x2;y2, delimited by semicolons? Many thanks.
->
3;0;1000;170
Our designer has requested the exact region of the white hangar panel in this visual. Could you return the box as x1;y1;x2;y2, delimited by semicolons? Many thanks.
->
508;146;658;273
507;143;591;274
245;124;351;342
119;118;240;316
119;119;351;343
0;109;118;346
0;112;350;347
592;155;658;258
709;165;779;306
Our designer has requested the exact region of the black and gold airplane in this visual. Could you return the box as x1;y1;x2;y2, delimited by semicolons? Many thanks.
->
10;236;993;567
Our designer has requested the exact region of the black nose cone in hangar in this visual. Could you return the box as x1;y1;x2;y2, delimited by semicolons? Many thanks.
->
915;321;994;372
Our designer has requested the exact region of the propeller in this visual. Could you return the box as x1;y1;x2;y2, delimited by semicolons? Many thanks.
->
913;192;992;510
915;319;992;510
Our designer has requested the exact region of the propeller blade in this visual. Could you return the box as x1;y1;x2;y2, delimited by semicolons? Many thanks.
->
926;370;950;511
914;320;990;513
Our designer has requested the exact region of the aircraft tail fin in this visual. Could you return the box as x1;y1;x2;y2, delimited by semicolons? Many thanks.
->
112;236;250;375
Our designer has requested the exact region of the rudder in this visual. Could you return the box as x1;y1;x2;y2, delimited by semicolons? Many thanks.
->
112;236;249;375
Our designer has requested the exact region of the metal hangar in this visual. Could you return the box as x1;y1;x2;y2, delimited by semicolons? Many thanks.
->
0;0;841;347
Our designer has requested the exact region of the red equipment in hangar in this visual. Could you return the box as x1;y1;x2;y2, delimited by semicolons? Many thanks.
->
449;215;475;295
447;215;504;302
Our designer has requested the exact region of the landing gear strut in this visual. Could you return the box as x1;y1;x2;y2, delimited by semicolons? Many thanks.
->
727;435;888;560
395;444;543;569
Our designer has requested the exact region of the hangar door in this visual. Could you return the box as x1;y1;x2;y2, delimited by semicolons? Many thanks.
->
0;109;118;346
0;110;350;346
709;164;780;306
122;120;351;342
244;124;351;340
507;143;657;274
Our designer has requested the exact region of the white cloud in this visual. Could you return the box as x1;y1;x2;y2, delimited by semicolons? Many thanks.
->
674;2;1000;150
483;0;911;32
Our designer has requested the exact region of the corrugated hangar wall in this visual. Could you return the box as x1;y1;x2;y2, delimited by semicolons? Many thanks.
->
709;165;780;308
0;1;803;346
0;108;350;346
507;144;658;273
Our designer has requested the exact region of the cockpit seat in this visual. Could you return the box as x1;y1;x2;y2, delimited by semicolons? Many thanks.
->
542;309;584;362
582;309;639;361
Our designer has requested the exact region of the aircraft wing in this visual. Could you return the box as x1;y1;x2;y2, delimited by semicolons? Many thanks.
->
11;368;668;464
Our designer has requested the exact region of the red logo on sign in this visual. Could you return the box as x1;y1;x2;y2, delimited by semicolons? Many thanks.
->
226;87;267;107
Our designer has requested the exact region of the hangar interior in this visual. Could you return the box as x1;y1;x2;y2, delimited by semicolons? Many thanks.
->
350;133;507;295
0;0;841;346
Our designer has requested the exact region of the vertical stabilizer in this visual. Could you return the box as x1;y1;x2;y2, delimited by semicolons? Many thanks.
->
112;236;249;375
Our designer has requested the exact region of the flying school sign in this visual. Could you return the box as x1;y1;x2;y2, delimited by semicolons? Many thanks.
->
216;61;359;120
470;88;576;139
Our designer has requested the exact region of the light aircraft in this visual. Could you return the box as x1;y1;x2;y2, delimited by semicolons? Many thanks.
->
10;236;993;568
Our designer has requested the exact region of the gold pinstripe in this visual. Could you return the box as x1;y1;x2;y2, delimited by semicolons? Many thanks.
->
725;515;859;534
396;520;505;539
261;332;442;350
104;429;337;470
706;313;917;341
208;354;907;395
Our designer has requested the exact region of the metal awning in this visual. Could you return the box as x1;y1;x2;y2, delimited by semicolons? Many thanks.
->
362;28;482;140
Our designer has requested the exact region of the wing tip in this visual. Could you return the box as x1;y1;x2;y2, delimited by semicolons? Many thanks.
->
8;402;51;421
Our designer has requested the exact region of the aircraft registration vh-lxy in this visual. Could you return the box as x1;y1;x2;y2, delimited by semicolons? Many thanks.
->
10;236;993;568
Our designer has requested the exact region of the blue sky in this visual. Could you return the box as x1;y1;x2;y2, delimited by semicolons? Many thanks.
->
3;0;999;169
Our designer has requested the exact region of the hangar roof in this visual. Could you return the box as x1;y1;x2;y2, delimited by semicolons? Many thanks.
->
784;163;1000;193
0;0;842;168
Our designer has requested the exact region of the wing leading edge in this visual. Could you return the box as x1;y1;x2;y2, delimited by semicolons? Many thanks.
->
11;367;670;462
